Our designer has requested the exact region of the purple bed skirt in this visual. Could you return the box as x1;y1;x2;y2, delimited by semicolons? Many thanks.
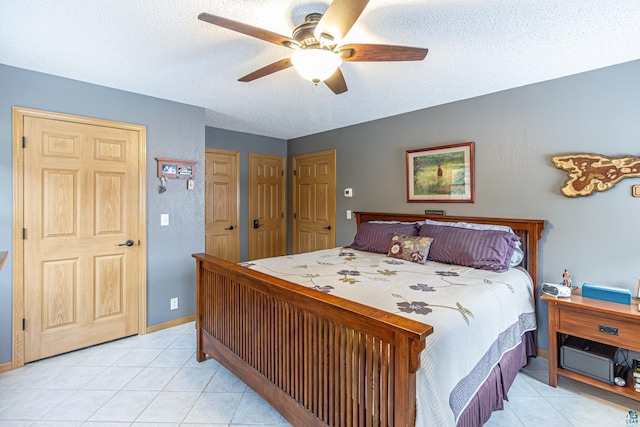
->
456;331;537;427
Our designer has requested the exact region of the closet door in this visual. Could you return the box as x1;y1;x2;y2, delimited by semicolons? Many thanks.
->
205;149;240;262
292;149;336;254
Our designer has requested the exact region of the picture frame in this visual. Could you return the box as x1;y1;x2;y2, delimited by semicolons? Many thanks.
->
406;142;475;203
156;157;196;180
162;164;177;175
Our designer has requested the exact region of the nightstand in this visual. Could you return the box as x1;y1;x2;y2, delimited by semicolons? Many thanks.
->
542;289;640;400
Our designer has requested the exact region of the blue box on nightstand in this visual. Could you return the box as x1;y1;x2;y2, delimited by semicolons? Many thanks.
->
582;283;631;305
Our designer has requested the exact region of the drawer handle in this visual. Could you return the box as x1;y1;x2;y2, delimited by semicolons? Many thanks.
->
599;324;618;336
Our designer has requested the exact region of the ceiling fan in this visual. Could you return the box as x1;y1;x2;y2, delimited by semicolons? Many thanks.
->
198;0;428;94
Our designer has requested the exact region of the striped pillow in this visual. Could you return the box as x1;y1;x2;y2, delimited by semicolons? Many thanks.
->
418;224;519;272
347;222;419;254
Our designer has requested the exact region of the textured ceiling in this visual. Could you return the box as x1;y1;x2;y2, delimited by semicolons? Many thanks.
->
1;0;639;140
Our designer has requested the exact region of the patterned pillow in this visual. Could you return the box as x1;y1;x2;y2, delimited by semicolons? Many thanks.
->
419;224;519;272
347;222;420;254
387;234;434;264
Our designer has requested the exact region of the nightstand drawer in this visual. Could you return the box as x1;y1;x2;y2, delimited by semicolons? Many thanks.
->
559;309;640;350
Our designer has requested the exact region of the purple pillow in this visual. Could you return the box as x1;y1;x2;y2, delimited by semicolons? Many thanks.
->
348;222;419;254
418;224;519;272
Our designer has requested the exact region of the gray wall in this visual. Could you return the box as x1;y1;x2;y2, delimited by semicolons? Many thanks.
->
0;64;205;363
288;59;640;350
205;127;287;262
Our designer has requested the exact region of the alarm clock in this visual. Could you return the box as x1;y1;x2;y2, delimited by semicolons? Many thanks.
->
541;283;572;298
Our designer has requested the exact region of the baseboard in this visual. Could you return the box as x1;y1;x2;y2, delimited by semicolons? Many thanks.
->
146;314;195;334
537;348;549;359
0;361;12;373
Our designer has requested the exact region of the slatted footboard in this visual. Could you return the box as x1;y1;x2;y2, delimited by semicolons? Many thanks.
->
193;253;433;427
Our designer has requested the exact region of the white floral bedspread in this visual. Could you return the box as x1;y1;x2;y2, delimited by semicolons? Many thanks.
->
241;247;536;426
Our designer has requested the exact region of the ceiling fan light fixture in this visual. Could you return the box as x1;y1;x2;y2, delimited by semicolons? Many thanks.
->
291;48;342;84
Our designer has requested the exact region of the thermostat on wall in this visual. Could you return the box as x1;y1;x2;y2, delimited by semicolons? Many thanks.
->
344;188;353;197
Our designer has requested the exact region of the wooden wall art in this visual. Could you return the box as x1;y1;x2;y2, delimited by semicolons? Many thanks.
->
552;154;640;197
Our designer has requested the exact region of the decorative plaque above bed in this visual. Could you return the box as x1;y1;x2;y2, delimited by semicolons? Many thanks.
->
552;153;640;197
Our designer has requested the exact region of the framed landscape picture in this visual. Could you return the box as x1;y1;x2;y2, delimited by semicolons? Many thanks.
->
406;142;475;203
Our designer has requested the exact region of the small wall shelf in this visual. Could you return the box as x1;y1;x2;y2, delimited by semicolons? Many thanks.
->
156;157;196;180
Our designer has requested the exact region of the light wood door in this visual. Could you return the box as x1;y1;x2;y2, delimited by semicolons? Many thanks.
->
205;149;240;262
292;150;336;254
248;154;286;260
21;113;143;362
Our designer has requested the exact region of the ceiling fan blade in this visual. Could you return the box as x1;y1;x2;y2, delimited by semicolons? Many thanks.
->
324;68;348;94
199;13;297;48
314;0;369;46
339;44;428;62
238;58;293;82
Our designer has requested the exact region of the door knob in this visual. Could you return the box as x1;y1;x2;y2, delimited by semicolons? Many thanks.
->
225;225;235;230
323;225;332;230
118;239;134;247
253;219;261;229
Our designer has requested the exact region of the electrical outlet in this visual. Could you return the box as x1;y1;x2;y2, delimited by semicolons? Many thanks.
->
170;297;178;310
161;214;169;226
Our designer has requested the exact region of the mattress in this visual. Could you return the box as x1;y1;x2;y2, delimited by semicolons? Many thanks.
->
242;247;536;426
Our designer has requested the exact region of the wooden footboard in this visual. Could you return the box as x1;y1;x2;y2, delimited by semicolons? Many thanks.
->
193;253;433;427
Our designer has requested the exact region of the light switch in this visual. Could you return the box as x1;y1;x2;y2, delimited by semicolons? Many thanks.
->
346;210;352;220
161;214;169;226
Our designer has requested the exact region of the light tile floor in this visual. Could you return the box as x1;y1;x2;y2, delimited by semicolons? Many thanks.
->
0;322;290;427
1;322;639;426
485;356;640;427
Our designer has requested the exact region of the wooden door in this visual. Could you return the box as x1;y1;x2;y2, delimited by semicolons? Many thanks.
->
204;149;240;262
292;150;336;254
18;110;145;363
248;154;286;260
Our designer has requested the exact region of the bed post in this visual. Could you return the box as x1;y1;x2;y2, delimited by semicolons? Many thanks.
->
195;257;206;362
393;333;426;426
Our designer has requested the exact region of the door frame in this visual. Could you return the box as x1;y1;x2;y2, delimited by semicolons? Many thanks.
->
11;106;148;369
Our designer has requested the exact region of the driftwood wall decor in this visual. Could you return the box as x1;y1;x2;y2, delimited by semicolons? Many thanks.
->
552;154;640;197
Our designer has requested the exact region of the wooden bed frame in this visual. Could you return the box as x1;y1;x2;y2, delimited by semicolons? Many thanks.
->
193;212;545;426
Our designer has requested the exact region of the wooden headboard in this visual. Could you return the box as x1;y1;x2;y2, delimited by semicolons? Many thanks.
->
355;212;546;295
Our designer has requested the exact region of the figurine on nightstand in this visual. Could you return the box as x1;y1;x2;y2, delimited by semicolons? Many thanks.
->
562;269;572;288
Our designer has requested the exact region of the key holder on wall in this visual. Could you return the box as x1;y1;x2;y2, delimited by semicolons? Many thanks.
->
156;157;197;193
